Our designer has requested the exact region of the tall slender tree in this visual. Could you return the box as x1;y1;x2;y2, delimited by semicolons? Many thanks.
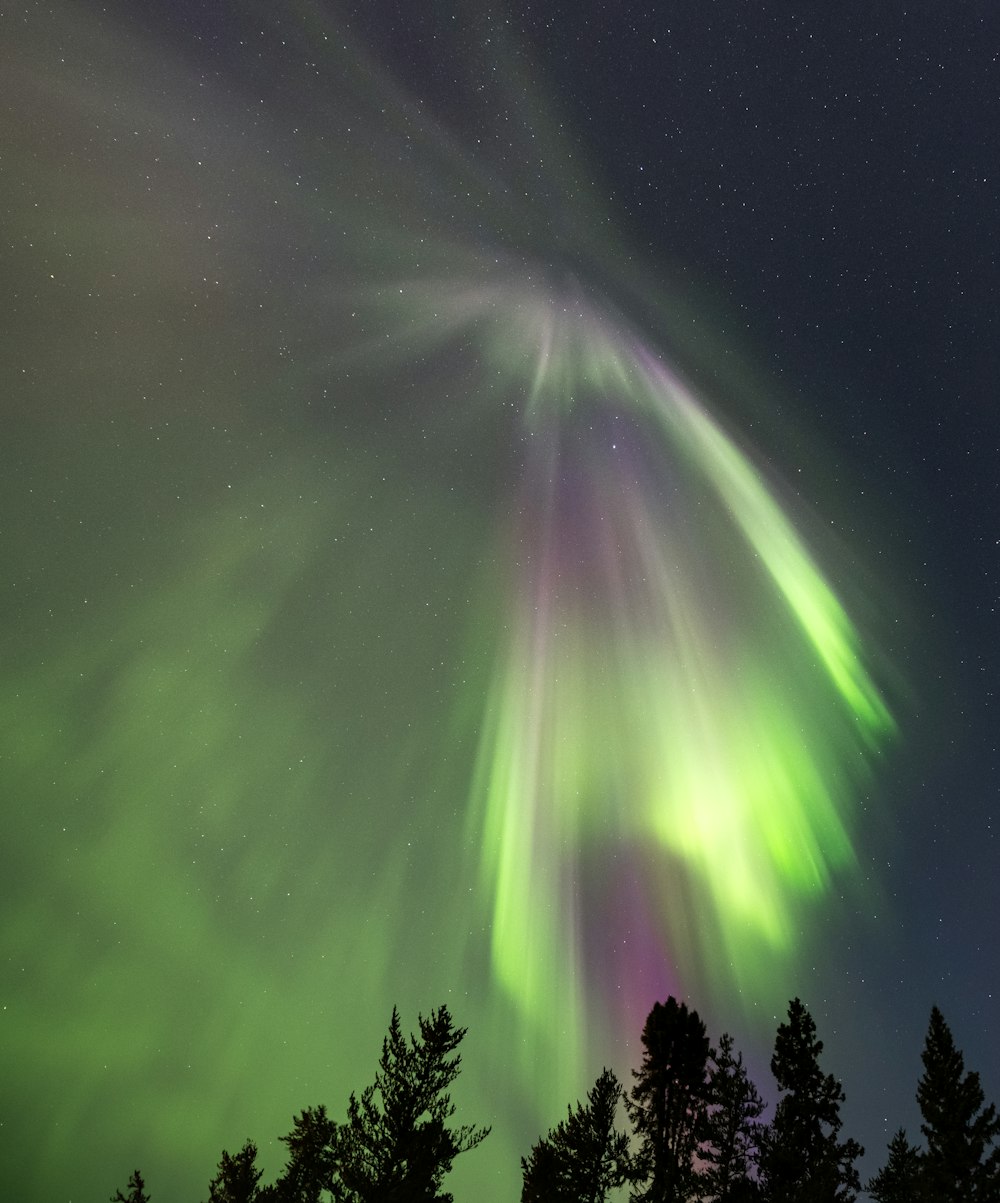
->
206;1140;264;1203
334;1004;490;1202
521;1067;634;1202
699;1032;765;1202
626;996;710;1203
262;1105;338;1203
916;1005;1000;1201
866;1129;923;1203
758;998;862;1203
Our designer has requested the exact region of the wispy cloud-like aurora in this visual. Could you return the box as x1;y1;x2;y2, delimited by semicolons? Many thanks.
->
0;4;898;1194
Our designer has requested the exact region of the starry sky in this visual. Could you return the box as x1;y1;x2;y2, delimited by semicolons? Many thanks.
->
2;2;998;1200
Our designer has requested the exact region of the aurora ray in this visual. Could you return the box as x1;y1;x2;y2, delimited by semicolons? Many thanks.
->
427;281;897;1075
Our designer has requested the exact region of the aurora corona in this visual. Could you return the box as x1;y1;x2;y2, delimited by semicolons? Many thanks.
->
1;4;899;1197
422;278;895;1077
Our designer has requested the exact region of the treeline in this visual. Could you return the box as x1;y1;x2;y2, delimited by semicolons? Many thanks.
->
111;995;1000;1203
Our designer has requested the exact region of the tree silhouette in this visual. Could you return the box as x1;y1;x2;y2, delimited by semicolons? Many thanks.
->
206;1140;264;1203
626;996;710;1203
102;994;1000;1203
917;1005;1000;1201
111;1169;150;1203
866;1128;923;1203
758;998;862;1203
261;1105;338;1203
699;1032;765;1202
334;1004;490;1202
521;1067;634;1202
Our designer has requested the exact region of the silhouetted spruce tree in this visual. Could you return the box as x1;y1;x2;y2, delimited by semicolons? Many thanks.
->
206;1140;264;1203
111;1169;150;1203
916;1005;1000;1201
521;1067;634;1202
699;1032;765;1202
626;996;710;1203
333;1004;489;1202
866;1129;923;1203
260;1105;338;1203
757;998;862;1203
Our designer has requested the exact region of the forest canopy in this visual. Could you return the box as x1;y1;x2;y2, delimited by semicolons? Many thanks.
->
110;998;1000;1203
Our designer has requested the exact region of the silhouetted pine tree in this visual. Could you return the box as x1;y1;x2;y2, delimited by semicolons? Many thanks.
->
260;1105;338;1203
699;1032;765;1202
111;1169;150;1203
917;1005;1000;1201
206;1140;263;1203
866;1128;923;1203
334;1004;489;1202
626;996;710;1203
521;1067;634;1202
757;998;862;1203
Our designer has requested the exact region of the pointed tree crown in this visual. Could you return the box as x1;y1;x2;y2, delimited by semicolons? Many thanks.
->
917;1005;1000;1201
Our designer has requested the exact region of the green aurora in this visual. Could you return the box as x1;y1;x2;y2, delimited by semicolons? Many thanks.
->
1;3;897;1199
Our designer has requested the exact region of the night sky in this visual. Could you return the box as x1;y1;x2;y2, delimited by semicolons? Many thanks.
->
2;2;998;1200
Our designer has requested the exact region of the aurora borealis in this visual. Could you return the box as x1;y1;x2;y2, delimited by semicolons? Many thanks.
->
3;2;998;1200
467;312;894;1074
